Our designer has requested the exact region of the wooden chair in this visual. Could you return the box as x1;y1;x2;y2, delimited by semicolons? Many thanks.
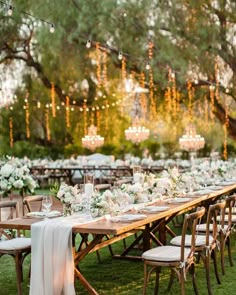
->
23;195;44;214
142;207;206;295
170;201;226;295
94;183;111;192
216;195;236;274
0;201;31;295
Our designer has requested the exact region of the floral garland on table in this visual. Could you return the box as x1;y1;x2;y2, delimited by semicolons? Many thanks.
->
0;157;38;198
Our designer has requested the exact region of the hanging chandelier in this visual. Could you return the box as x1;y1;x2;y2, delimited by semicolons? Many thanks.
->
82;125;104;150
125;117;150;144
179;124;205;152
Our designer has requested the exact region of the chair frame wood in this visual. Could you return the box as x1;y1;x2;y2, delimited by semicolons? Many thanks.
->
142;207;206;295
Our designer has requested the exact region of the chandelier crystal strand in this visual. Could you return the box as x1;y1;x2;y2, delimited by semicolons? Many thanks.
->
82;125;104;150
179;124;205;152
125;117;150;144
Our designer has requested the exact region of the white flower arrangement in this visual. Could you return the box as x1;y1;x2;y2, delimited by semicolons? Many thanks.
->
0;157;37;198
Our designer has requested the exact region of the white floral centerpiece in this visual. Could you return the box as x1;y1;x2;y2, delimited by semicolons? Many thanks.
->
56;182;81;216
0;157;37;198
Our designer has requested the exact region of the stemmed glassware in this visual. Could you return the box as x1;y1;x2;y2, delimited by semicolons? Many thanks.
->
42;195;53;218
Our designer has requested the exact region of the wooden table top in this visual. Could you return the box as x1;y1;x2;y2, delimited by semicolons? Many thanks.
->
1;183;235;236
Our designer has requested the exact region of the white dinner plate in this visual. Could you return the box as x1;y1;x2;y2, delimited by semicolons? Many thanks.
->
26;211;62;218
219;181;235;186
141;206;170;213
206;186;222;190
167;198;191;204
192;189;213;195
115;214;147;222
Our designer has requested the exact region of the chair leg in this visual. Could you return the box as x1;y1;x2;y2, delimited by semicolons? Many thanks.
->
227;236;234;267
167;269;175;291
180;269;185;295
190;264;199;295
211;249;221;284
142;263;148;295
15;254;23;295
154;266;161;295
220;237;225;275
204;253;213;295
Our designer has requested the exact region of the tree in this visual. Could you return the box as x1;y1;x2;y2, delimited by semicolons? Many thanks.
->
0;0;235;157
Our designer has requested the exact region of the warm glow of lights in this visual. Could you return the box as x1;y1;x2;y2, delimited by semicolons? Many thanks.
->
82;125;104;150
125;117;150;144
179;124;205;152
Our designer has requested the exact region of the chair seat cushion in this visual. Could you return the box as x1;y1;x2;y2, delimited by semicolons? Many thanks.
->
142;245;191;262
216;215;236;223
0;238;31;251
196;224;228;232
225;207;236;214
170;234;213;247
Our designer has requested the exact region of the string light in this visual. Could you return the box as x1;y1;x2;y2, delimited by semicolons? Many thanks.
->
209;85;215;120
0;1;54;32
118;51;123;60
7;5;13;16
65;96;70;128
24;94;30;138
51;82;56;117
145;61;151;70
45;109;51;141
49;24;55;33
86;39;91;48
96;42;102;88
9;116;13;147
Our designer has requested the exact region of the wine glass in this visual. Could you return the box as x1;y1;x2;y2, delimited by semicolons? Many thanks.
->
42;195;52;218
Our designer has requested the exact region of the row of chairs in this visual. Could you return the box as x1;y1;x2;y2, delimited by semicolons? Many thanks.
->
142;194;236;295
1;192;236;294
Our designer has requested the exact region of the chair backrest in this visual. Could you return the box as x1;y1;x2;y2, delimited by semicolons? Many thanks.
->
180;207;206;262
113;178;132;187
223;194;236;230
0;200;19;239
94;183;111;191
205;201;226;246
23;195;44;213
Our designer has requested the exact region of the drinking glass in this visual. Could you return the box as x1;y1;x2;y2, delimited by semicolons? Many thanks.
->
42;195;52;218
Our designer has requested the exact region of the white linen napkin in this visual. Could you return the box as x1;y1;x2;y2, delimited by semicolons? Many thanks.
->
30;217;75;295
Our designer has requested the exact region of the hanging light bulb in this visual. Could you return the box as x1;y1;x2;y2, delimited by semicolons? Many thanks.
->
7;5;13;16
145;61;151;70
118;51;123;60
49;24;55;33
86;39;91;48
209;85;215;91
171;72;175;79
194;79;199;84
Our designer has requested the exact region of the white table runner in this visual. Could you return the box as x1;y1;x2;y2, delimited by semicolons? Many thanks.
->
30;216;102;295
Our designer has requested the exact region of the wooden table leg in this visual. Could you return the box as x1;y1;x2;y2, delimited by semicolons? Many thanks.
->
74;267;100;295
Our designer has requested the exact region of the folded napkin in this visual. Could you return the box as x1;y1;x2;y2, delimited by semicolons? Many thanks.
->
30;217;75;295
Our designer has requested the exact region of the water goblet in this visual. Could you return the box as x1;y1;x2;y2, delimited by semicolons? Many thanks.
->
42;195;52;218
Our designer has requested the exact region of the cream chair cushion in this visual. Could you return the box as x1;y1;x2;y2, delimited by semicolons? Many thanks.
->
170;234;214;247
142;246;191;262
196;224;228;232
216;215;236;223
0;238;31;251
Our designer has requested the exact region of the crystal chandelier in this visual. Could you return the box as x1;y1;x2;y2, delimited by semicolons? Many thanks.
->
125;117;150;144
179;124;205;152
82;125;104;150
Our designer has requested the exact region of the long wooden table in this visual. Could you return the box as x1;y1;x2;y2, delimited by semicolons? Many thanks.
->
1;183;236;294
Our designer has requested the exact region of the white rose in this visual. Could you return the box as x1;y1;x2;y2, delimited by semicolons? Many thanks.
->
13;179;24;189
0;164;14;178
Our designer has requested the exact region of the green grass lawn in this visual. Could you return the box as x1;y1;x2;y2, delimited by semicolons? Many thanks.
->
1;232;236;295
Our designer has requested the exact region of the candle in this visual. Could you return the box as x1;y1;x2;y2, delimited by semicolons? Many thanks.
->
133;173;141;183
85;183;94;196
